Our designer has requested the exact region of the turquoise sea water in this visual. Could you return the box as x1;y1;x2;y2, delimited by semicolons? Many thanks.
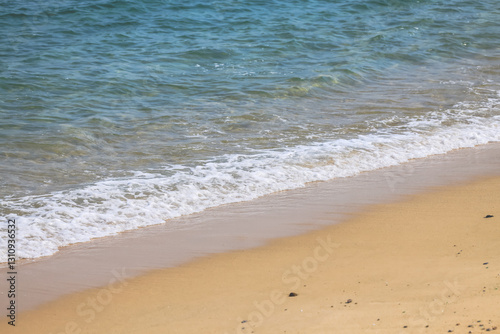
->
1;0;500;261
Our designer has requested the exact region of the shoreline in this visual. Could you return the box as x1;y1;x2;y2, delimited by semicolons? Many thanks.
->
0;142;500;329
3;167;500;332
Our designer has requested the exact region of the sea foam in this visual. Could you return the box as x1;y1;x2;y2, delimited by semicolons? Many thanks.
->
1;97;499;262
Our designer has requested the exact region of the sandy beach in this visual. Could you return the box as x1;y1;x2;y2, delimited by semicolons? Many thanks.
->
3;0;500;332
2;173;499;333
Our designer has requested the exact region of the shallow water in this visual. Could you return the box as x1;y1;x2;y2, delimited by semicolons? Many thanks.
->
1;0;500;261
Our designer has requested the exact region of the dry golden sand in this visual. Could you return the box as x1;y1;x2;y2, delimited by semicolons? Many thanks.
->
3;176;500;334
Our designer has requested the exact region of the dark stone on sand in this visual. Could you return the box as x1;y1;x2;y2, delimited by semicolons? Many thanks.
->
484;215;494;218
288;292;298;297
346;299;352;304
483;262;489;265
241;320;247;323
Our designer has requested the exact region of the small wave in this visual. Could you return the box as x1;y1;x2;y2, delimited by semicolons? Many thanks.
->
1;97;499;262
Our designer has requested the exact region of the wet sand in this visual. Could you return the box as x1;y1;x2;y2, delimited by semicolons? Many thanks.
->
1;143;500;314
1;146;500;333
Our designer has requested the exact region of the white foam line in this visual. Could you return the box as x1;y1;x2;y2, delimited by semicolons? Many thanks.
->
1;98;499;262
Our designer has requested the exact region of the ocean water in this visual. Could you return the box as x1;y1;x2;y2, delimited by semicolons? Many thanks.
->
1;0;500;262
